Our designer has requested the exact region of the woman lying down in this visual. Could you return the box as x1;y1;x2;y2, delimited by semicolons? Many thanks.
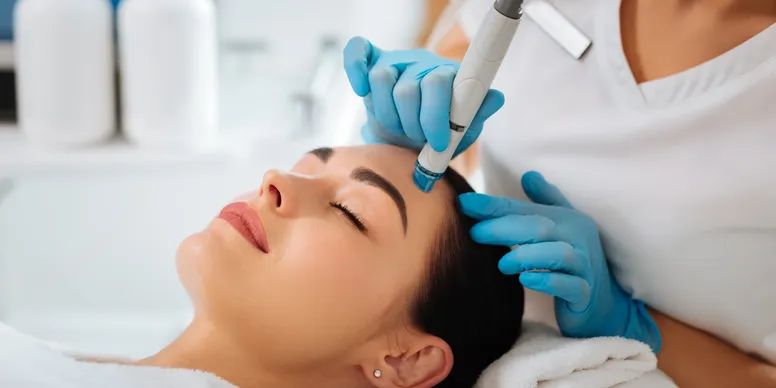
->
0;144;525;388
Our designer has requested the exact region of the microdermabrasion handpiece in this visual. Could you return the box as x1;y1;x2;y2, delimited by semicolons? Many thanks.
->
413;0;523;192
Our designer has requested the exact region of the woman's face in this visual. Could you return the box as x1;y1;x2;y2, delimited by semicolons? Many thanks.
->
177;145;453;372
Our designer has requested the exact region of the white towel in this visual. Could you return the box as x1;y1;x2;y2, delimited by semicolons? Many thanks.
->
476;322;677;388
0;322;235;388
1;320;676;388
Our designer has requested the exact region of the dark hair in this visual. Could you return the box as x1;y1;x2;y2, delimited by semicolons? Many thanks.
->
412;168;524;387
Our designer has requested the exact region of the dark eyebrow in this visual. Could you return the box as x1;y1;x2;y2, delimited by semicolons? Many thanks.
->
306;148;408;234
307;147;334;163
351;167;407;234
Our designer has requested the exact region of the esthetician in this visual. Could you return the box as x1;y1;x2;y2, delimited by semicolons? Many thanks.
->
343;0;776;386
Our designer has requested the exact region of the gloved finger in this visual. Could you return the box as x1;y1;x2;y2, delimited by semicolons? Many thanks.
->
361;104;425;150
393;73;424;143
497;241;588;278
419;65;457;152
470;214;557;246
361;124;382;145
470;89;505;125
452;89;504;157
362;96;389;145
522;171;573;209
343;37;382;97
361;124;422;149
363;93;375;114
458;192;547;220
454;125;480;158
518;272;591;307
369;65;403;134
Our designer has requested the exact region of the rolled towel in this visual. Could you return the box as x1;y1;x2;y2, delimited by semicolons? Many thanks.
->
476;322;676;388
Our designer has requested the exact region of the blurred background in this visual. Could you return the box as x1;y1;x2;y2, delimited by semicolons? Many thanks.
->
0;0;457;358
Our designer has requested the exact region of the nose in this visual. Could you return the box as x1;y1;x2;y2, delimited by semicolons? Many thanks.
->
259;169;299;216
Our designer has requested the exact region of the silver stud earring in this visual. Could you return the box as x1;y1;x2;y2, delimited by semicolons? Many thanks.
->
373;369;382;378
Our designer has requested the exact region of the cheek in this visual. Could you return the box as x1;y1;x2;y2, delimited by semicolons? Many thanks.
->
280;221;399;317
284;224;373;288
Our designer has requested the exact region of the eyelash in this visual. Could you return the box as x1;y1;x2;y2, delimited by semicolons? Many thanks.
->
330;202;368;233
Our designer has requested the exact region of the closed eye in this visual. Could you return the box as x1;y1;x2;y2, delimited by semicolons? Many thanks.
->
330;202;368;234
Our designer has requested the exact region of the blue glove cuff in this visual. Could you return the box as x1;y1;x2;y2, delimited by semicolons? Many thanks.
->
608;280;662;353
624;300;662;354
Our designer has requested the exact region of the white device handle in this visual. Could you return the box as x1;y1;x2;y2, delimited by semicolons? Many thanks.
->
416;4;521;175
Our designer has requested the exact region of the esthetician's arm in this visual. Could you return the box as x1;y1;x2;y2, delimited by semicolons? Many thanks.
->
650;309;776;387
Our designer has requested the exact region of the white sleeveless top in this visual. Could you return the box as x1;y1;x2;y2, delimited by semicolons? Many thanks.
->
458;0;776;363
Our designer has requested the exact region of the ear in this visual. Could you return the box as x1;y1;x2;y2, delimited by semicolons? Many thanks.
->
361;335;453;388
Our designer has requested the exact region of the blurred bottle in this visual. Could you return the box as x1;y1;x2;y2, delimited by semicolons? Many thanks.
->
118;0;218;151
14;0;117;147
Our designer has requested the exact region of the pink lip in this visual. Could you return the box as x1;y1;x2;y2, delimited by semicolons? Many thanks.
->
217;202;270;253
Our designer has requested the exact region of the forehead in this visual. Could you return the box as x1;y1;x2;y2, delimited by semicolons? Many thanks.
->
306;144;454;236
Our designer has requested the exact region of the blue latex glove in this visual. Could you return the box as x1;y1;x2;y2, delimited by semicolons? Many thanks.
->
458;172;662;352
343;36;505;156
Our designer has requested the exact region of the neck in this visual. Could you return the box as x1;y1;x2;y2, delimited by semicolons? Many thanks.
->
135;318;364;388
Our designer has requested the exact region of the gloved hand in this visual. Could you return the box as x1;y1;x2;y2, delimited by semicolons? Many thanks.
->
458;171;662;352
343;36;505;156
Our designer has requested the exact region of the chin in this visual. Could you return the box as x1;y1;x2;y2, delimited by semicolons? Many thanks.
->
176;227;259;315
176;231;214;306
176;227;237;298
177;221;239;269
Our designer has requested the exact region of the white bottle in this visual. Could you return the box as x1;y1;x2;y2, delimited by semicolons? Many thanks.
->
118;0;218;150
14;0;117;147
